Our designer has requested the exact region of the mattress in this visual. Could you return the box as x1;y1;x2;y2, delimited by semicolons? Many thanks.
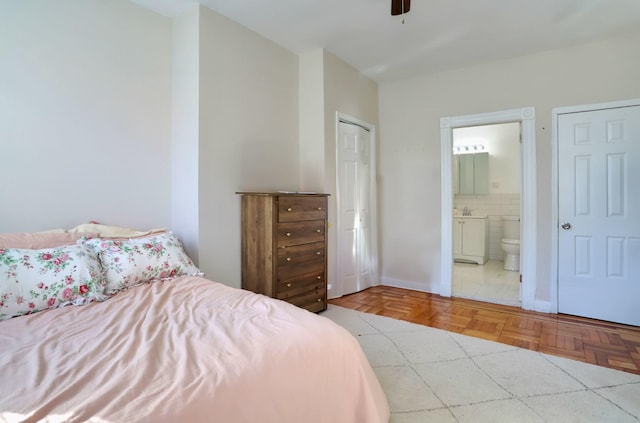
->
0;276;388;422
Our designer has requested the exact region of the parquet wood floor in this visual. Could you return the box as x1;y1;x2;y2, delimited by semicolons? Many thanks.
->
329;285;640;375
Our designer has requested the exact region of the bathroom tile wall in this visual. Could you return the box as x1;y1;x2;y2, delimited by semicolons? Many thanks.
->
454;193;520;261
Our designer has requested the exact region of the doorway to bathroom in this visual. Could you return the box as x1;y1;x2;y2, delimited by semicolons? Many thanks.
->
440;107;537;311
451;122;522;306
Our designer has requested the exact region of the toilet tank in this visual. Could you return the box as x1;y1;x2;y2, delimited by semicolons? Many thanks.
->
502;216;520;239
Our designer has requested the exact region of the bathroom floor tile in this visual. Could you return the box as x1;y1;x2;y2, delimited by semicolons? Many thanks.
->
453;260;520;306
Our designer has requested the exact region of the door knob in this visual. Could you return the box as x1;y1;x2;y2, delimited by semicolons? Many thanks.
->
561;222;572;230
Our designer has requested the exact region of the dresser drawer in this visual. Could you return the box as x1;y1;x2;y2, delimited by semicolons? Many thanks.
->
277;242;325;266
276;220;325;247
299;297;327;313
277;271;325;299
278;196;327;222
284;287;326;310
277;257;324;281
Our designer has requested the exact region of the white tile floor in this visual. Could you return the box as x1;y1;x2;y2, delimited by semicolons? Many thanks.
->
452;260;520;307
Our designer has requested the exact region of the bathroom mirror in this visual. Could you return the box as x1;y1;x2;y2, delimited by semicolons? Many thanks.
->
453;152;489;194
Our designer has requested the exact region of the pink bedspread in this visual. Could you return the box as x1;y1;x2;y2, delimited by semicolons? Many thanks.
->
0;276;388;423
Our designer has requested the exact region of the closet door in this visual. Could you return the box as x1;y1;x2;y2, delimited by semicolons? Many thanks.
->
337;121;373;295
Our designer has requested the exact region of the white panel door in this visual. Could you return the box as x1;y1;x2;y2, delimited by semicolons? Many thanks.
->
337;122;373;295
558;105;640;326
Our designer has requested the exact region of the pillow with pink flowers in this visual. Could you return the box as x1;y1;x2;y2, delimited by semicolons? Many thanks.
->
0;244;106;321
84;232;202;294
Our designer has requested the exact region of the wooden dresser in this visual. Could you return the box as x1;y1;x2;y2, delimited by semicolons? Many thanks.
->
237;192;329;312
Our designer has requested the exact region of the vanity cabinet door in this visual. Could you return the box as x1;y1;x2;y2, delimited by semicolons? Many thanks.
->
453;219;463;255
453;217;488;265
461;218;485;257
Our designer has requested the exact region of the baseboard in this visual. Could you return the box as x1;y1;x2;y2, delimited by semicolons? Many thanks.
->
534;299;552;314
326;280;424;300
379;277;435;294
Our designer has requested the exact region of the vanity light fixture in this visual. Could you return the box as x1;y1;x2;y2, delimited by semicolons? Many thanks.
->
453;144;485;154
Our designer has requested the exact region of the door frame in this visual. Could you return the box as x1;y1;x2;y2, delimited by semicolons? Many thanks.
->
551;97;640;313
335;112;379;297
440;107;537;310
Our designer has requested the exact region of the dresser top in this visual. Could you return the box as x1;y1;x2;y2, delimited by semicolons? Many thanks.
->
236;191;330;197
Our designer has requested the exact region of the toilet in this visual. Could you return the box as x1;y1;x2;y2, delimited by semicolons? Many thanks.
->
500;216;520;271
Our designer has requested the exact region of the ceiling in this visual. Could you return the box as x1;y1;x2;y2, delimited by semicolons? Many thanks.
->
130;0;640;83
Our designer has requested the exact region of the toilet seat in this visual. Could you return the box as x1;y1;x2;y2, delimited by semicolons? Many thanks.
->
500;238;520;245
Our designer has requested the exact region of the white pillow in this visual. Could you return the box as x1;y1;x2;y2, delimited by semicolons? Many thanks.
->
84;232;202;294
0;244;106;321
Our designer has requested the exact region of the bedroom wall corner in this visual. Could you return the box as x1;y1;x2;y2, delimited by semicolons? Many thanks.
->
171;4;201;264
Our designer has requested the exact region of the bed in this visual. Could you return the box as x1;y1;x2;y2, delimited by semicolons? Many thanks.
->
0;227;389;423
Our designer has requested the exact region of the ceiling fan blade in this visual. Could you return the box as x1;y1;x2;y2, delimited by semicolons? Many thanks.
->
391;0;411;16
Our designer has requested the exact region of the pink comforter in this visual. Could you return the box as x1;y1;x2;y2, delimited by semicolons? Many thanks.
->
0;276;389;423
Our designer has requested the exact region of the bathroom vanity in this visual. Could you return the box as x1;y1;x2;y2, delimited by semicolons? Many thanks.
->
453;214;489;265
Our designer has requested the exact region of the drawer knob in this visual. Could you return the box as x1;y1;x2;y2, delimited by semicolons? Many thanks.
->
287;207;292;212
317;298;322;302
316;229;321;233
286;232;291;237
286;283;291;288
316;251;321;255
317;207;322;211
286;257;291;262
316;275;321;280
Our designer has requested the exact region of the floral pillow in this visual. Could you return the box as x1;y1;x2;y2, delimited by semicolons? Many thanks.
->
0;244;106;321
84;232;202;294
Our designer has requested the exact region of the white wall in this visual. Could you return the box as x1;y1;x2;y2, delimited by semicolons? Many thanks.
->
197;6;299;286
0;0;172;232
299;49;326;192
379;30;640;303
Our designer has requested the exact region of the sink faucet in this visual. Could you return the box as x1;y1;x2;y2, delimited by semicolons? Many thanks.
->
463;207;471;216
